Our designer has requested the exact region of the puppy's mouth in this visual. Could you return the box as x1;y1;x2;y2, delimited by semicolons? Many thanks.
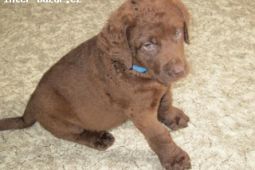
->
168;70;187;80
155;70;187;86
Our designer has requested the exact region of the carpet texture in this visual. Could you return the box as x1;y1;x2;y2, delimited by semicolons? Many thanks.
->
0;0;254;169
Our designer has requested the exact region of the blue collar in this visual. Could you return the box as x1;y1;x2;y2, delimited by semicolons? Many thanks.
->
131;65;148;73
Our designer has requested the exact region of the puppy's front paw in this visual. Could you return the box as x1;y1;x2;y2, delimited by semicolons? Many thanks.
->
159;107;190;130
163;147;191;170
94;131;115;151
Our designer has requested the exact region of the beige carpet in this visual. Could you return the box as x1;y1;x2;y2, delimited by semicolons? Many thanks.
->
0;0;255;169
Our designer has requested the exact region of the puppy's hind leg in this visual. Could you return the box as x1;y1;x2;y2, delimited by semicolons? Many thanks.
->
42;119;115;151
34;85;115;151
72;130;115;151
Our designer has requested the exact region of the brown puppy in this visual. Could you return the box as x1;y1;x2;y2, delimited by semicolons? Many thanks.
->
0;0;191;169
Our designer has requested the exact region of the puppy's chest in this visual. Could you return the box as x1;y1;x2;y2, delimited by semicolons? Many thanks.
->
105;82;166;113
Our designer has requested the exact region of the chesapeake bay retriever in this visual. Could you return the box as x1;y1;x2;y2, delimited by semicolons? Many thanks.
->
0;0;192;169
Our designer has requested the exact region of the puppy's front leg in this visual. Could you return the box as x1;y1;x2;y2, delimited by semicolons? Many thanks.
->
158;88;190;130
130;112;191;170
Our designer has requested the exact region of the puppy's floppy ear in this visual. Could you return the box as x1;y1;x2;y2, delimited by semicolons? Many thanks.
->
173;0;190;44
98;1;137;69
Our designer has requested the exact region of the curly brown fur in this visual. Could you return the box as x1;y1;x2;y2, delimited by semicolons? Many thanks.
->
0;0;192;169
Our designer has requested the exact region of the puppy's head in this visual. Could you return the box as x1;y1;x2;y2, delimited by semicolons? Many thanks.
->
98;0;190;85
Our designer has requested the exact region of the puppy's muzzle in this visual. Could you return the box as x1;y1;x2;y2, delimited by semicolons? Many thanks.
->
164;62;187;80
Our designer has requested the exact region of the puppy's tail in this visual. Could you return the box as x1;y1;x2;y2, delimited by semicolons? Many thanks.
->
0;99;36;131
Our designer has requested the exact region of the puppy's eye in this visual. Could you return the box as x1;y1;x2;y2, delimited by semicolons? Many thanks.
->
142;42;157;51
